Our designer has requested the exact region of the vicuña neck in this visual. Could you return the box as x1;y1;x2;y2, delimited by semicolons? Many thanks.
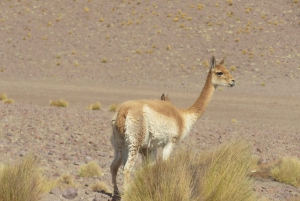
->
187;71;215;119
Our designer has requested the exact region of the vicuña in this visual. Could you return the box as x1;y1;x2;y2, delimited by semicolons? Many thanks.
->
110;56;235;195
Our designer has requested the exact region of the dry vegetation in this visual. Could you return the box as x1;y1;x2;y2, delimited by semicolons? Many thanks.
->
2;98;14;104
56;174;76;189
123;140;256;201
91;181;111;193
49;99;68;107
0;155;56;201
271;157;300;187
0;93;7;101
78;161;103;178
0;93;15;104
109;103;119;112
88;102;101;110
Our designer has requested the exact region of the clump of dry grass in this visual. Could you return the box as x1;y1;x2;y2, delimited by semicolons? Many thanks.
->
88;102;101;110
0;155;57;201
230;65;237;71
109;103;119;112
91;181;111;193
78;161;102;178
49;99;68;107
123;140;256;201
271;157;300;187
56;174;76;189
0;93;7;101
3;98;15;104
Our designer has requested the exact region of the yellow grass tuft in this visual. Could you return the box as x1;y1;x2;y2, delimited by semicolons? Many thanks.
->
56;174;76;189
78;161;102;178
261;82;266;86
123;140;256;201
231;118;238;123
230;65;237;71
102;58;107;63
84;7;90;12
91;181;111;193
0;93;7;101
245;7;252;13
197;4;204;10
203;60;209;68
3;98;14;104
109;103;119;112
88;102;101;110
49;99;68;107
173;17;179;22
271;157;300;187
0;155;57;201
228;0;233;6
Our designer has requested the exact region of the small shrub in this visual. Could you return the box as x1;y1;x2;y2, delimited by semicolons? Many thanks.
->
123;140;256;201
56;174;76;188
271;157;300;187
0;155;57;201
109;103;119;112
230;65;237;71
0;93;7;100
78;161;102;178
3;98;14;104
203;60;209;68
49;99;68;107
91;181;111;193
102;58;107;63
88;102;101;110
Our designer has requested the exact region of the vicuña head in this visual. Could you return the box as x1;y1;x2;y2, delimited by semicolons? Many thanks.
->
110;56;235;196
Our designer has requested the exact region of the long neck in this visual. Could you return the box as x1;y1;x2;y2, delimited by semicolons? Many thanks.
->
186;71;216;119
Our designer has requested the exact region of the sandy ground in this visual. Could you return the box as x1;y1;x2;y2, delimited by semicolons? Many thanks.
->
0;0;300;200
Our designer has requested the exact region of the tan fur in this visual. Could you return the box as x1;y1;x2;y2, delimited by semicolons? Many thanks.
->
110;56;235;196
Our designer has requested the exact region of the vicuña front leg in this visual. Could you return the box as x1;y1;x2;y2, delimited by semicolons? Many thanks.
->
162;143;175;160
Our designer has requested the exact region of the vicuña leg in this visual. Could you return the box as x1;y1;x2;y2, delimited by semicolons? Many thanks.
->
123;145;139;188
110;150;122;196
140;148;158;165
162;143;175;160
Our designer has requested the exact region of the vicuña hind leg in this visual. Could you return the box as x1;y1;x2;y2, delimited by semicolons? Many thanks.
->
123;145;139;188
110;148;122;196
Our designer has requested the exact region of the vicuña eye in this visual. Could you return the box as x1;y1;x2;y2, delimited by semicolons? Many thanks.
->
216;72;223;76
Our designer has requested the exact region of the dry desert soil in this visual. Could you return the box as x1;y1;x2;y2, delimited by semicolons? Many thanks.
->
0;0;300;200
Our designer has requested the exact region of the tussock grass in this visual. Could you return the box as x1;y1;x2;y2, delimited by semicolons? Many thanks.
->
56;174;76;188
123;140;256;201
0;93;7;100
88;102;101;110
271;157;300;187
109;103;119;112
0;155;57;201
78;161;102;178
91;181;111;193
3;98;14;104
49;99;68;107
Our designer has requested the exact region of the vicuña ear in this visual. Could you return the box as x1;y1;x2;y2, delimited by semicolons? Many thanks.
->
161;93;166;101
219;57;225;65
210;56;216;71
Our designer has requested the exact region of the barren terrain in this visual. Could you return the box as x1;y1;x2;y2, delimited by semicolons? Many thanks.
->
0;0;300;200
